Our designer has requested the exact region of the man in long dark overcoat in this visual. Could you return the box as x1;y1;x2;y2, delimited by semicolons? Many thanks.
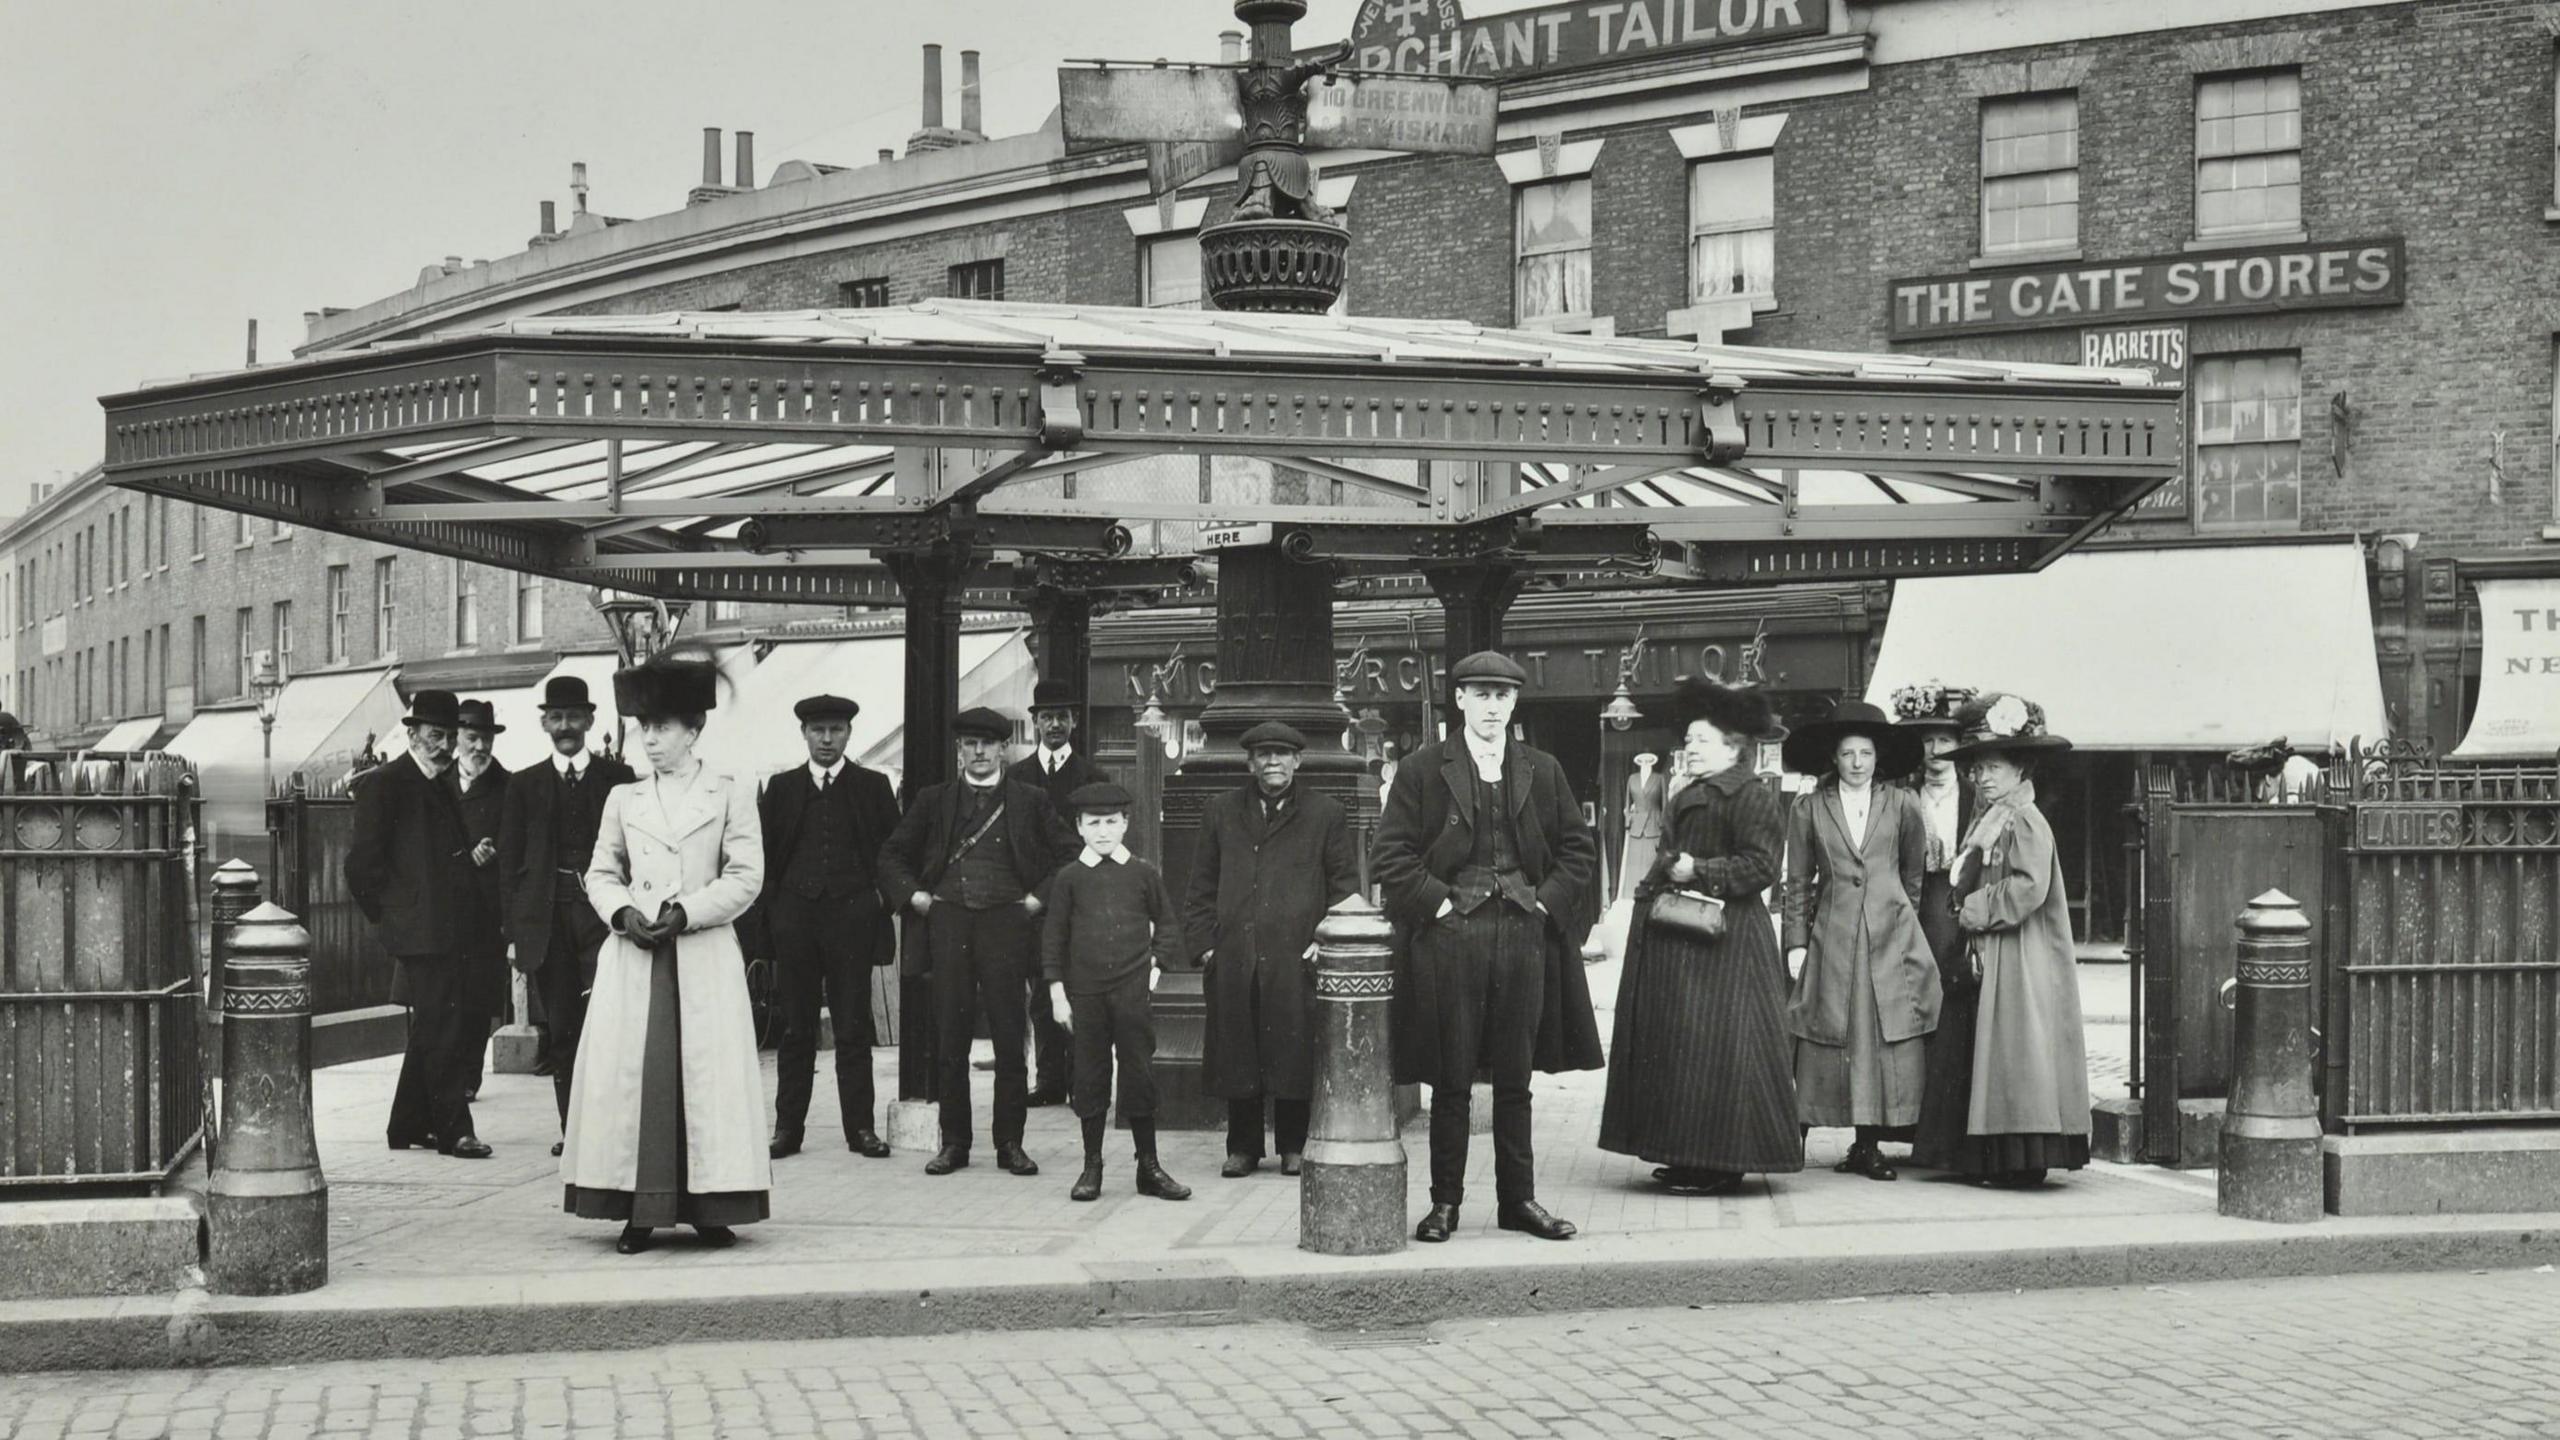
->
347;689;491;1158
1004;675;1111;1104
745;692;901;1160
1184;720;1359;1177
877;707;1077;1177
445;699;513;1104
1372;651;1602;1243
495;675;635;1151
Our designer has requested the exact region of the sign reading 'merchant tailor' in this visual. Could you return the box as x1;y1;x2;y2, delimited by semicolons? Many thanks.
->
1889;237;2405;340
1348;0;1829;78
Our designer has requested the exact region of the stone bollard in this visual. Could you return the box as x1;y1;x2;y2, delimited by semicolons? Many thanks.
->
207;901;329;1294
2218;888;2321;1223
1300;894;1406;1255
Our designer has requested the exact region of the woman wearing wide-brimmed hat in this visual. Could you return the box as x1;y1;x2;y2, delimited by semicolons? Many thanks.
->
1893;684;1982;1172
1939;693;2089;1186
1597;677;1802;1195
1781;698;1940;1181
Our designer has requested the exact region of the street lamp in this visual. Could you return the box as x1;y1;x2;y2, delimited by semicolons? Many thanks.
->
250;651;285;796
587;587;692;665
1594;639;1645;912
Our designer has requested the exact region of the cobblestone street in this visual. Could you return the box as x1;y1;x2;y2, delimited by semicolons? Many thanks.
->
7;1269;2555;1439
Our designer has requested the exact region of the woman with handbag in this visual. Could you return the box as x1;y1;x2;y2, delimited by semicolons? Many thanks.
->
1597;678;1801;1196
1940;692;2089;1187
1782;700;1940;1182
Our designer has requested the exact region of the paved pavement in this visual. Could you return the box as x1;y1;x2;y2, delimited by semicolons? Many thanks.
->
7;1268;2556;1438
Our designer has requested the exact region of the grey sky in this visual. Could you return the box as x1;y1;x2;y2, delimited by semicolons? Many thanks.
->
0;0;1388;517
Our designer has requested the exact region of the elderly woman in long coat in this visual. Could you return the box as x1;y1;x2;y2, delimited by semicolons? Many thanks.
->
564;654;772;1253
1599;678;1801;1195
1944;692;2089;1187
1782;700;1941;1182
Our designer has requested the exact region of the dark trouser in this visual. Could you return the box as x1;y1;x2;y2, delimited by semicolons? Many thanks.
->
1028;970;1071;1094
1227;1097;1310;1161
1419;900;1546;1208
1067;973;1158;1124
930;902;1036;1151
387;955;480;1146
770;890;884;1140
537;896;602;1129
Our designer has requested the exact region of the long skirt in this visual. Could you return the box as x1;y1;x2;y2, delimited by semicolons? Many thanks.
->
1598;906;1803;1175
1910;871;1976;1167
1794;922;1926;1131
564;939;770;1228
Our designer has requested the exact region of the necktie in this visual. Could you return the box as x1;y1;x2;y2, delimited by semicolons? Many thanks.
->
818;769;830;795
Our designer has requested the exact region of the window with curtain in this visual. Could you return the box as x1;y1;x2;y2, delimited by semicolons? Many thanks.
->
2194;353;2303;531
1141;234;1203;310
1688;153;1775;305
1514;178;1592;323
948;259;1005;300
2196;70;2302;240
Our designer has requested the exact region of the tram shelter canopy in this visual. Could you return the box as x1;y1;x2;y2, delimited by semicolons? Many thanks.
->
98;301;2186;608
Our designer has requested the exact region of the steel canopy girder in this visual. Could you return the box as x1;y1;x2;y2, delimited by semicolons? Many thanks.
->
737;510;1134;557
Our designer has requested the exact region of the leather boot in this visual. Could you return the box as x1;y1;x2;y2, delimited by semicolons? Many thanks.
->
924;1146;970;1175
1496;1200;1577;1240
1414;1203;1459;1243
1071;1160;1104;1202
1134;1156;1190;1201
769;1128;804;1159
997;1143;1041;1177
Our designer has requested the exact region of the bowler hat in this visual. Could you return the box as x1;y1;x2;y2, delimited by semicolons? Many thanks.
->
1944;692;2073;762
1450;650;1529;689
1065;780;1134;813
794;694;860;723
953;706;1014;742
1031;678;1078;711
539;676;597;713
1674;676;1781;742
613;654;720;722
1782;699;1922;779
456;699;505;735
404;689;463;730
1240;720;1310;754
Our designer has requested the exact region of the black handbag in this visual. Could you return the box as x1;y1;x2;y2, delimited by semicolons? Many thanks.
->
1648;888;1727;941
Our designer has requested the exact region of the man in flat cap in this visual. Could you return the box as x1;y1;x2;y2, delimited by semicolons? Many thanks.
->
1185;719;1359;1177
745;693;901;1159
878;707;1078;1176
1372;651;1602;1243
498;675;636;1154
349;689;491;1159
1006;675;1113;1105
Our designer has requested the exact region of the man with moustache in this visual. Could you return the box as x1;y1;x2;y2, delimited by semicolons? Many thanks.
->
1004;676;1111;1105
1185;721;1358;1178
496;676;636;1155
877;707;1077;1177
348;689;491;1159
748;693;900;1160
446;699;513;1105
1372;652;1602;1243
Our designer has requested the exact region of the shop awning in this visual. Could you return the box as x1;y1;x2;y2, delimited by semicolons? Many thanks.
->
854;630;1033;780
1865;540;2389;752
94;716;166;751
167;666;408;859
2450;578;2560;761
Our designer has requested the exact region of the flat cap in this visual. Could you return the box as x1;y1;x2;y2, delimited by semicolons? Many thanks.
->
953;706;1015;741
794;694;860;723
1450;650;1529;688
1065;780;1134;812
1240;720;1310;753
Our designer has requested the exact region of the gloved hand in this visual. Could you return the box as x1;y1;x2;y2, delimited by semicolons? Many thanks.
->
657;902;688;936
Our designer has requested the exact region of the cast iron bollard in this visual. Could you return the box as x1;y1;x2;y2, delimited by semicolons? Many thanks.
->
1300;893;1406;1255
2218;888;2321;1223
206;859;262;1014
207;901;330;1294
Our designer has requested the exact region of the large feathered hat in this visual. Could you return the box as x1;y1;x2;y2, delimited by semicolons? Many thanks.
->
1674;675;1781;741
1782;699;1922;779
1944;691;2073;761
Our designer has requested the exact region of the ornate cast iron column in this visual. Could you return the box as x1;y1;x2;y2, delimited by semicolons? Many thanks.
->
883;544;973;1124
1426;563;1528;731
1024;584;1095;744
2218;889;2321;1223
207;899;329;1295
1301;894;1406;1255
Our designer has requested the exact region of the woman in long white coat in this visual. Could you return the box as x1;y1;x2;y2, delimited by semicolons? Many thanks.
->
564;653;771;1253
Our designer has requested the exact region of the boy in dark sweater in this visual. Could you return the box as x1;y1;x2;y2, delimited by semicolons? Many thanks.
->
1042;781;1192;1203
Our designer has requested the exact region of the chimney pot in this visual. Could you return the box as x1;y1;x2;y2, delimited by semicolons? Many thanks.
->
444;255;463;272
540;199;557;235
960;50;982;135
702;127;724;187
921;44;945;130
735;130;756;189
571;161;590;211
1220;30;1244;63
879;147;897;164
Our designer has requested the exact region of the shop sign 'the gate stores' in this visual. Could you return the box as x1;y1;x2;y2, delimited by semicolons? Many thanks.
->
1890;237;2405;340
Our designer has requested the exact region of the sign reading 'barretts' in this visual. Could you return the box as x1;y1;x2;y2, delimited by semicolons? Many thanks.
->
1348;0;1828;78
1890;237;2405;340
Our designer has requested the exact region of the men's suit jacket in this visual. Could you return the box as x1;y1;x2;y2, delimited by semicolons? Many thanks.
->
495;752;637;971
1005;748;1112;814
446;760;512;955
875;777;1078;977
345;754;477;960
738;761;901;963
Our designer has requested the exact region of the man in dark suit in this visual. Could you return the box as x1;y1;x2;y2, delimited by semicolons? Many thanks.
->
347;689;492;1159
749;693;900;1160
495;675;636;1153
1003;676;1109;1104
1185;720;1359;1178
1372;651;1602;1244
446;699;513;1104
877;706;1077;1177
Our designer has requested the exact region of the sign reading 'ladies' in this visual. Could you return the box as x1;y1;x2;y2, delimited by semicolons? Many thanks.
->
1889;237;2406;340
1348;0;1828;79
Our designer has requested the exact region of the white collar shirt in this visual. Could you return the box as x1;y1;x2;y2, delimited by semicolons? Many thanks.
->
1078;844;1129;867
551;753;587;782
1462;732;1508;783
1042;743;1074;774
809;759;846;790
1839;781;1873;847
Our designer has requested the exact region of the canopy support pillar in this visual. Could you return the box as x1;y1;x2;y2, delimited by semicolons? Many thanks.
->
883;543;973;1106
1426;561;1528;733
1023;585;1095;746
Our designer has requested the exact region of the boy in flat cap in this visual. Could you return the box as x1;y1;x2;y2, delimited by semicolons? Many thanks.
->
1184;719;1359;1177
1004;675;1112;1105
877;707;1077;1176
1042;781;1191;1203
744;694;902;1160
1372;651;1603;1243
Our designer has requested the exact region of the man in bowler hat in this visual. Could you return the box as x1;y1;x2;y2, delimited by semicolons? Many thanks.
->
446;699;513;1104
496;675;635;1153
1372;651;1603;1242
1004;675;1110;1104
348;689;493;1158
746;693;901;1159
877;707;1077;1176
